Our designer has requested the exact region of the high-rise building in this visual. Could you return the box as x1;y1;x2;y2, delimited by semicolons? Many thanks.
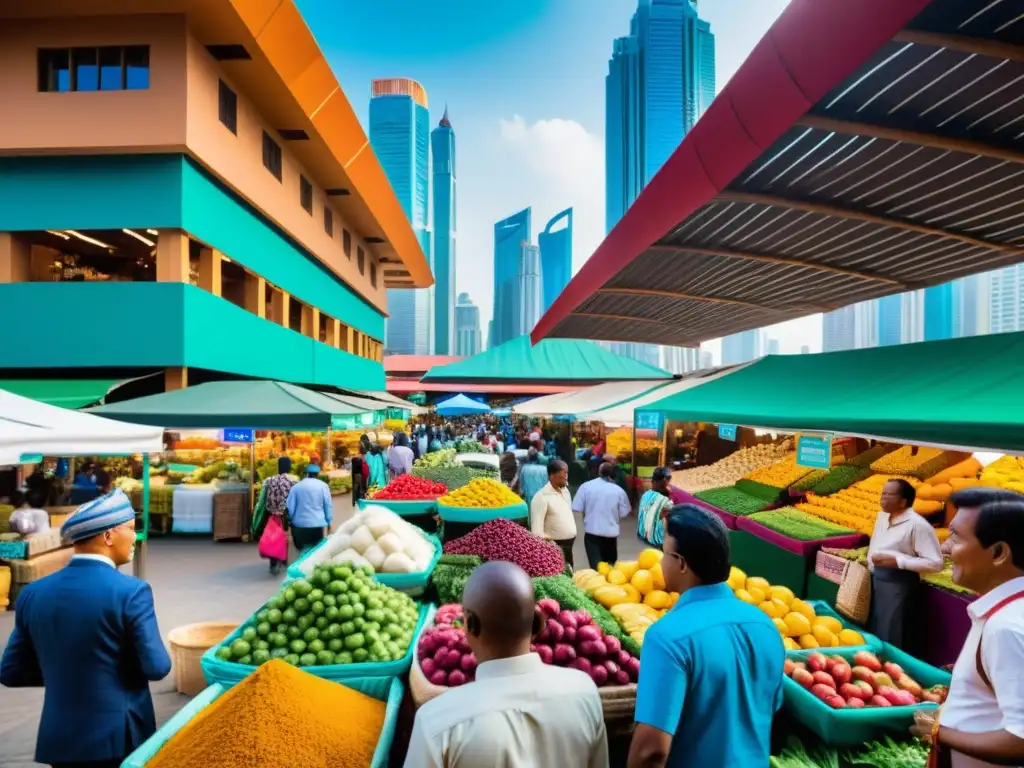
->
430;107;456;354
700;349;714;369
877;295;902;346
662;345;700;373
455;292;482;357
822;305;856;352
492;207;533;346
604;342;662;367
799;346;810;355
990;265;1024;333
722;330;760;365
924;282;954;341
538;208;573;313
957;274;990;337
765;338;780;355
606;0;715;234
517;244;542;336
370;78;433;354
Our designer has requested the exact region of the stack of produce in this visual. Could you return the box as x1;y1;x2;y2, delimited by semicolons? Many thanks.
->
411;465;497;490
744;454;813;490
533;574;641;657
299;506;437;576
748;508;855;541
785;650;948;710
606;427;661;465
694;486;772;516
437;477;522;509
413;449;457;470
790;469;829;492
844;443;897;468
383;418;408;431
672;441;793;493
147;660;386;768
771;736;930;768
431;554;483;605
443;518;565;577
213;565;420;668
797;475;922;535
369;475;447;501
869;446;956;479
735;478;790;501
801;465;871;496
416;604;477;687
979;455;1024;492
727;567;866;651
453;438;488;454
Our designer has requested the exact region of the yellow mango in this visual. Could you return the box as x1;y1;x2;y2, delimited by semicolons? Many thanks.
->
769;586;794;605
593;585;631;608
811;625;836;647
727;566;747;592
615;560;640;580
573;569;597;586
650;561;666;591
581;575;607;592
638;548;662;570
735;588;758;605
622;584;642;604
772;618;791;636
597;562;611;576
746;576;771;594
784;612;812;637
643;589;672;610
798;634;820;649
631;569;654;596
789;599;816;621
783;637;800;651
747;586;767;605
812;616;843;635
607;569;628;586
838;628;865;646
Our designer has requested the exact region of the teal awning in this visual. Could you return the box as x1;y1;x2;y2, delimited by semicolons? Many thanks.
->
637;332;1024;452
422;335;672;384
0;379;125;408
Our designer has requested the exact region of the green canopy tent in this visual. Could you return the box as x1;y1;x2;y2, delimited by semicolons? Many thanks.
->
636;331;1024;453
421;335;673;385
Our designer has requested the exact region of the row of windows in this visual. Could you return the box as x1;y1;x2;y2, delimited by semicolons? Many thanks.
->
215;79;379;290
38;46;150;92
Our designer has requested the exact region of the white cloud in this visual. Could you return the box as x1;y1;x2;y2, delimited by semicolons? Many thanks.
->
454;115;604;335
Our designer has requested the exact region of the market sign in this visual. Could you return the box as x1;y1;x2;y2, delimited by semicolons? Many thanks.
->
331;414;357;430
718;424;738;441
221;428;254;444
796;432;834;469
635;411;663;432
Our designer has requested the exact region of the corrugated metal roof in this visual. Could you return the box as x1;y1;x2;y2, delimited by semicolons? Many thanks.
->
533;0;1024;347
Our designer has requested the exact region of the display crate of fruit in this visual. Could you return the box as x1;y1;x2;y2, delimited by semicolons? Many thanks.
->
436;478;528;524
781;645;950;746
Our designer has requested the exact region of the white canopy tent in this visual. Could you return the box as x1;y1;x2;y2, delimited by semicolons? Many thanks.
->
0;389;164;466
514;379;676;420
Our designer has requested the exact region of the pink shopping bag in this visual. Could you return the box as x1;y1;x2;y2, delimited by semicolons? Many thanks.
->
258;515;288;561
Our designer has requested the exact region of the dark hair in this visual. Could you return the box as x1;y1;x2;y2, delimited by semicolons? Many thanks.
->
886;478;916;508
599;462;616;479
652;467;672;483
664;504;731;584
547;459;567;477
277;455;292;474
527;447;540;463
950;487;1024;569
94;469;111;489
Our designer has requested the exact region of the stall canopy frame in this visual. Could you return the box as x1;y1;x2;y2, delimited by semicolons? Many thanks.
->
514;379;677;420
532;0;1024;348
434;394;492;417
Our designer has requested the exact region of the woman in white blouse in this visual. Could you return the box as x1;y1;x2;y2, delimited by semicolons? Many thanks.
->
867;478;943;648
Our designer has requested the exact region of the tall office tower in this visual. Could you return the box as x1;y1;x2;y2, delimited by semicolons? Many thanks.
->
430;107;457;354
765;338;780;355
538;208;573;313
370;78;433;354
606;0;715;233
492;207;533;346
822;305;857;352
700;349;714;368
721;330;761;365
799;346;810;355
990;265;1024;333
854;300;879;349
662;345;700;373
956;274;990;337
454;292;482;357
517;244;542;335
877;295;903;347
923;282;955;341
902;289;926;343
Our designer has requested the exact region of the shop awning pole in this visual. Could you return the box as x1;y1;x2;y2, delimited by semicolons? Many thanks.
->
135;453;150;580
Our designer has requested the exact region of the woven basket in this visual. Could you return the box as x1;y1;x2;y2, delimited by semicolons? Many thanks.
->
600;683;637;723
835;560;872;625
213;493;249;541
168;622;237;696
815;549;849;585
409;651;448;707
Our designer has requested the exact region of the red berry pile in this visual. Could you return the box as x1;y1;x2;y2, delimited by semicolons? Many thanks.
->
371;474;448;500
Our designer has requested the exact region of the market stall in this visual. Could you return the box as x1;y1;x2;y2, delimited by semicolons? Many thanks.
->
433;393;491;418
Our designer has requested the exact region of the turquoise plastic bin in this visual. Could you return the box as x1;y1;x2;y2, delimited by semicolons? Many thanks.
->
784;600;883;656
121;677;404;768
358;498;439;516
437;500;528;523
201;603;434;690
287;534;443;594
782;642;951;746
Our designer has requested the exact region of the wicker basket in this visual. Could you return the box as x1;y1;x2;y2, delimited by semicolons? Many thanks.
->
600;683;637;723
835;560;872;625
213;492;249;541
168;622;237;696
409;651;447;707
815;549;849;585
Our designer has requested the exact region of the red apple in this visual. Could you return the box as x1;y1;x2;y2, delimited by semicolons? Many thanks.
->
883;662;904;679
891;690;918;707
853;680;874;696
846;696;865;709
825;695;847;709
853;651;882;672
792;668;815;689
878;686;904;706
840;683;869;700
852;665;875;684
811;683;837;700
812;671;837;689
831;662;852;687
921;691;944;704
872;672;895;690
807;652;828;673
792;661;807;671
784;659;796;676
870;694;892;707
897;674;923;698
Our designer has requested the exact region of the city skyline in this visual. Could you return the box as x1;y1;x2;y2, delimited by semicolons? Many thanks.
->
431;106;457;354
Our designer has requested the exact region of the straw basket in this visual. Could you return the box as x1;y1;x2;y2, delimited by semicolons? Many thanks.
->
168;622;236;696
835;560;872;625
600;684;637;731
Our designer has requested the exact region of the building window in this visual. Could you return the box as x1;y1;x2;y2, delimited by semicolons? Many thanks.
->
300;175;313;215
343;229;352;258
262;131;282;181
324;207;334;237
357;246;365;275
39;45;149;92
218;80;237;134
370;261;377;288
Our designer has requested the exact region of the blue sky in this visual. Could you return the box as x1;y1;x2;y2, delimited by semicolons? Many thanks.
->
298;0;819;357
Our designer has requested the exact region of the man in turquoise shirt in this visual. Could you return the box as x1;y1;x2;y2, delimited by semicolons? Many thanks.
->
629;504;784;768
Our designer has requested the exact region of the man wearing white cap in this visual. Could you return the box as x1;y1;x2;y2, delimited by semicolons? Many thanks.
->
286;462;334;552
0;489;171;768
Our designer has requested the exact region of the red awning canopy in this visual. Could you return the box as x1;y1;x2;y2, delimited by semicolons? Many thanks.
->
533;0;1024;347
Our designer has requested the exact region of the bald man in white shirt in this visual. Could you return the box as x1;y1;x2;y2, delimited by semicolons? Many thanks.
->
404;562;608;768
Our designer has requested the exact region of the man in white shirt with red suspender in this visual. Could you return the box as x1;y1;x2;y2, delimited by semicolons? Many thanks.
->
932;488;1024;768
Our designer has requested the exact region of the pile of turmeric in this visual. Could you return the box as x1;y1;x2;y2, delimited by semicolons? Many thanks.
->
148;659;386;767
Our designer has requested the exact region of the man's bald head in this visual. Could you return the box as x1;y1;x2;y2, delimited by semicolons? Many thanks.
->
462;561;538;657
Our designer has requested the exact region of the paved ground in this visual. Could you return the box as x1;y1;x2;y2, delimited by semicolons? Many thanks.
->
0;496;644;767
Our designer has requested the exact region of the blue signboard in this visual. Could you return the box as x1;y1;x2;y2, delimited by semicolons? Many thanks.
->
796;432;834;469
718;424;738;441
635;411;664;432
222;428;254;444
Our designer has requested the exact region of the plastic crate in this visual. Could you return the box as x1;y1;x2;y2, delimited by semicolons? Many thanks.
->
122;676;403;768
437;500;528;524
782;642;951;746
288;534;442;593
201;602;434;691
358;498;439;516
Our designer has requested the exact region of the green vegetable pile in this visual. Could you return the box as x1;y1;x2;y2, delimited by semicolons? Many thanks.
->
844;444;895;469
214;565;420;669
807;465;871;496
770;736;928;768
413;448;457;470
411;465;497;489
430;554;483;604
749;508;854;541
824;545;868;564
694;486;770;516
532;574;642;658
453;438;488;454
791;469;830;491
734;478;786;501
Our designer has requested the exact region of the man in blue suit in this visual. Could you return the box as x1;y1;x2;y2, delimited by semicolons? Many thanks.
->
1;489;172;768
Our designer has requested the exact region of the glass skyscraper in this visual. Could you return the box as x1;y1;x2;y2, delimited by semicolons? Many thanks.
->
538;208;573;313
369;78;433;354
492;207;533;346
722;330;760;365
431;107;456;354
923;282;954;341
517;245;542;336
455;292;482;357
822;305;856;352
990;265;1024;333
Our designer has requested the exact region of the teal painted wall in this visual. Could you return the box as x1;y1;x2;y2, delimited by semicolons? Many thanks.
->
0;155;384;339
0;283;385;389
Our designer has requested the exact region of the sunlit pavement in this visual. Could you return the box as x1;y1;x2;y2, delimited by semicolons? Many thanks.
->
0;496;643;767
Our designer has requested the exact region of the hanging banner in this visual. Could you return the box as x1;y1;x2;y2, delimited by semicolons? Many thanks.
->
796;432;834;469
635;411;663;432
221;428;254;444
718;424;738;441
